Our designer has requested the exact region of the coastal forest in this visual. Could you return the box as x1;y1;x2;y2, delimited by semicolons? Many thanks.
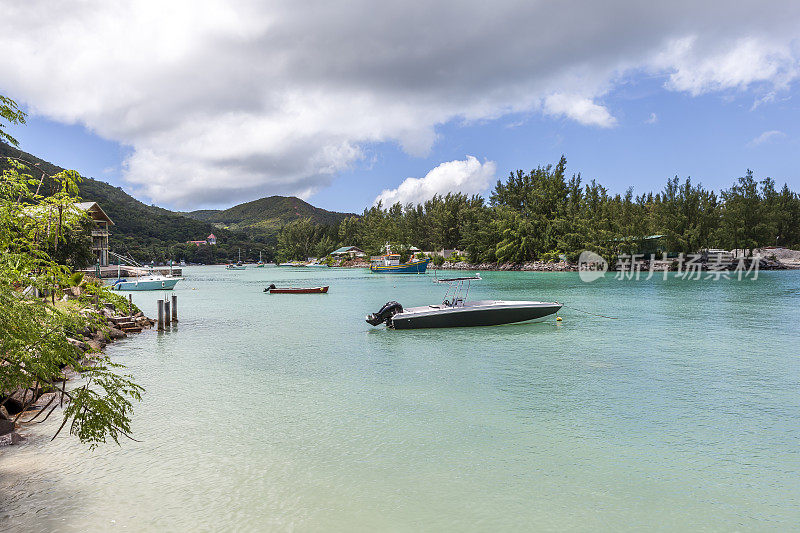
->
276;156;800;262
3;122;799;265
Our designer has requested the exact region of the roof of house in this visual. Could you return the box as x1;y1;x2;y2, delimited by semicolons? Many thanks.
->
74;201;114;225
331;246;364;254
207;234;216;239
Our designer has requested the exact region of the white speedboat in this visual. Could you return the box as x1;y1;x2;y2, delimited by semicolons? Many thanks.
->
111;274;182;291
366;274;561;329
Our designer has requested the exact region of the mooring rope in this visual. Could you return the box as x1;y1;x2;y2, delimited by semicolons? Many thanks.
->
560;304;619;320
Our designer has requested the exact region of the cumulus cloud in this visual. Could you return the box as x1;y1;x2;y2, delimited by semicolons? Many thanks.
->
1;1;799;207
749;130;785;146
543;94;616;128
375;156;495;206
646;113;659;124
655;37;799;96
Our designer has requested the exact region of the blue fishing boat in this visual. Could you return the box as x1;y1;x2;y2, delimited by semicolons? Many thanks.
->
370;244;429;273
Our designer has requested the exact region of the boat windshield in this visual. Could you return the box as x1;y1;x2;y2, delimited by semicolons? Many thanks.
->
434;273;481;307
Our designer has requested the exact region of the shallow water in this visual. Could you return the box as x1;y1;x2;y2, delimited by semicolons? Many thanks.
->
1;267;799;531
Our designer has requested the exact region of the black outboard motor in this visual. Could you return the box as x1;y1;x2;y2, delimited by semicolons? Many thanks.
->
264;283;276;292
366;301;403;326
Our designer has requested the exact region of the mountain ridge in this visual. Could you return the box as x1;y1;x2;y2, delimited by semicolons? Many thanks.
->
182;196;355;236
0;141;355;260
0;141;227;247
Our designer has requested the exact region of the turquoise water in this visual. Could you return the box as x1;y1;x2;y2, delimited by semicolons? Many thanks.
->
1;267;799;531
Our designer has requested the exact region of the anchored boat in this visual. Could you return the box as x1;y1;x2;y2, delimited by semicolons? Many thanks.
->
109;257;182;291
111;273;182;291
366;274;560;329
227;249;247;269
264;284;329;294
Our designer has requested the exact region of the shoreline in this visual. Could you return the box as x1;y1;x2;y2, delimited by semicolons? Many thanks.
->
331;256;799;272
0;299;155;447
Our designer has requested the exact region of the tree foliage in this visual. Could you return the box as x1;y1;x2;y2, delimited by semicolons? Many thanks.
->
274;157;800;262
1;95;142;447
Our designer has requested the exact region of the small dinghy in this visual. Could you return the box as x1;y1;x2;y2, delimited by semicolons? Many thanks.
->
264;284;329;294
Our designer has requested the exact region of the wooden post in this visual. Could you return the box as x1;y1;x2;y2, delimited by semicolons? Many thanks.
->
164;300;170;329
157;299;164;331
128;293;133;312
171;294;178;322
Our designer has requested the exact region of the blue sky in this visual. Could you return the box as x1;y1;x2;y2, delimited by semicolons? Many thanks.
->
10;74;796;214
2;2;799;213
323;79;799;213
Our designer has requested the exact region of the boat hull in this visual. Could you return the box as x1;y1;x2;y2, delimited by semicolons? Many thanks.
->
111;278;181;291
370;259;430;273
268;286;329;294
390;300;560;329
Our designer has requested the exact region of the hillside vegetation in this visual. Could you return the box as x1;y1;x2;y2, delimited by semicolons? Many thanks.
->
0;141;251;261
184;195;354;237
1;141;353;263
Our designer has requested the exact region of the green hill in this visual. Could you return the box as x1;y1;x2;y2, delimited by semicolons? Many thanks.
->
1;141;354;262
184;195;355;237
0;141;239;259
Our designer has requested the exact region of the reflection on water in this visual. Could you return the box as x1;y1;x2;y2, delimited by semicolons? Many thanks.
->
1;267;799;531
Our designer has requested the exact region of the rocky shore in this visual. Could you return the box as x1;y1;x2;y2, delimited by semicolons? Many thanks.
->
0;300;155;447
333;250;799;272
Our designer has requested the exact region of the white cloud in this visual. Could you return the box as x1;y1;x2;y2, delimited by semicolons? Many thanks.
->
375;156;495;206
0;1;799;207
543;94;616;128
749;130;785;146
654;36;799;96
646;113;658;124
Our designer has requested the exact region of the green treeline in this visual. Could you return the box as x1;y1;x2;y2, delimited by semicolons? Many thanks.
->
277;156;800;262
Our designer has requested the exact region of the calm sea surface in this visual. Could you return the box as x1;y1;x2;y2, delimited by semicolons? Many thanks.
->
1;266;799;531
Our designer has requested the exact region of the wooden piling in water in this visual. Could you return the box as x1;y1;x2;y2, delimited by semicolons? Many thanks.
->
164;301;170;329
171;294;178;322
157;299;164;331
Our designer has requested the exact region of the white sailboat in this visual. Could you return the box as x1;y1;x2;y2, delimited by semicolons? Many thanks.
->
226;249;247;270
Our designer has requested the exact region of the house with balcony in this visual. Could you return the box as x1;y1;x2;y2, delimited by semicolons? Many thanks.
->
74;201;114;266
